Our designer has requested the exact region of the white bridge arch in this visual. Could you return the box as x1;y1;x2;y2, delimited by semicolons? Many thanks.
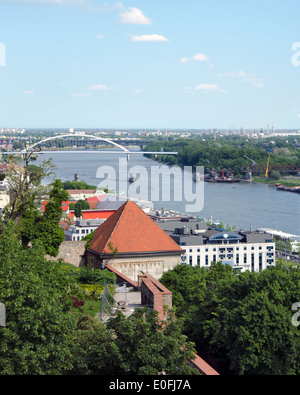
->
22;133;130;153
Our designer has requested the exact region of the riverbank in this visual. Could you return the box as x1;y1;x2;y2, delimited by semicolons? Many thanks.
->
253;177;300;187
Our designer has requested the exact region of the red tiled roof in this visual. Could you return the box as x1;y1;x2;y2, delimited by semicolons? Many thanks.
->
89;201;183;255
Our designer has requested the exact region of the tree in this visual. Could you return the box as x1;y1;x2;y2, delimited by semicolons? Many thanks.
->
106;308;199;375
65;314;121;375
74;202;82;218
19;179;69;256
161;262;300;375
0;223;77;375
2;151;55;228
74;199;90;219
62;180;96;190
37;179;69;256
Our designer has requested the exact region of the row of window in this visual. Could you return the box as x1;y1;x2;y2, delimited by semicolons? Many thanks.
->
183;252;274;268
73;227;97;235
182;245;274;254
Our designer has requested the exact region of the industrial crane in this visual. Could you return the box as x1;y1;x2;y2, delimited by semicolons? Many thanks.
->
243;155;256;166
265;152;271;178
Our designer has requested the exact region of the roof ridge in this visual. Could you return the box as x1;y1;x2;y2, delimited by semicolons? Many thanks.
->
89;200;183;255
103;200;129;252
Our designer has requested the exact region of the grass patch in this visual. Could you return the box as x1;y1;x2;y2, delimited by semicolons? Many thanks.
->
253;177;300;187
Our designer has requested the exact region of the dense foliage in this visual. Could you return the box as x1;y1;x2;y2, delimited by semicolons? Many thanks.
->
69;308;199;375
0;224;77;374
0;223;198;375
62;180;97;190
160;262;300;375
144;135;300;177
18;179;69;256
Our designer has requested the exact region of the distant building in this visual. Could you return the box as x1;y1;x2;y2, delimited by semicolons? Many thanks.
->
65;189;105;201
64;219;105;241
86;201;183;282
158;219;276;272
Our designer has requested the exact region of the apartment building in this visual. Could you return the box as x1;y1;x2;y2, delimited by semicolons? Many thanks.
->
158;219;276;273
64;219;105;241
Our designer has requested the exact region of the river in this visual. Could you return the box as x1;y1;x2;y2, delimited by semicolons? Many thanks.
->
36;151;300;236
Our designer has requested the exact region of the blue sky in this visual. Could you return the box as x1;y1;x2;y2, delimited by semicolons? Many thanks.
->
0;0;300;130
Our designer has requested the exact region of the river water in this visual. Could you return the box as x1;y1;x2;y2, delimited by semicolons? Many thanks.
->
36;151;300;236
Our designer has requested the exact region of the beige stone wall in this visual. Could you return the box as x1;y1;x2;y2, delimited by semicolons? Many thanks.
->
46;241;87;267
102;254;181;282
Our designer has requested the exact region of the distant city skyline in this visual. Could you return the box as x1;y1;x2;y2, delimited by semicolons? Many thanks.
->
0;0;300;129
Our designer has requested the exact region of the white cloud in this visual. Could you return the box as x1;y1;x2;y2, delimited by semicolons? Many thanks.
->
244;75;265;88
88;84;109;91
192;53;210;62
180;53;211;64
95;33;105;39
23;90;34;95
218;70;265;88
218;70;247;78
88;83;118;91
120;7;151;25
131;88;142;94
131;34;169;42
194;83;219;91
179;57;189;64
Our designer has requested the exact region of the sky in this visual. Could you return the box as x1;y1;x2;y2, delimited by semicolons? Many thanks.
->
0;0;300;130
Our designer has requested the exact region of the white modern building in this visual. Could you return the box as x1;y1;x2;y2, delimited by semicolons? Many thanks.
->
64;219;105;241
158;219;276;273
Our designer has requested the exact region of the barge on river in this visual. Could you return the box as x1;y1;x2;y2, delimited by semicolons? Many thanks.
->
276;183;300;193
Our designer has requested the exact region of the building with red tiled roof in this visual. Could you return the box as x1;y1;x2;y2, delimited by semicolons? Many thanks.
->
86;201;183;282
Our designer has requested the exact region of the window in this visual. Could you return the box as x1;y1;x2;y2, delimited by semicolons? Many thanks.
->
197;248;200;252
236;254;239;264
197;256;200;266
189;256;193;266
244;254;247;264
205;255;209;266
213;255;216;262
259;253;263;272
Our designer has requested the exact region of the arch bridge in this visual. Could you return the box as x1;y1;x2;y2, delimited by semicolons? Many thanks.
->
21;133;130;154
2;133;177;156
